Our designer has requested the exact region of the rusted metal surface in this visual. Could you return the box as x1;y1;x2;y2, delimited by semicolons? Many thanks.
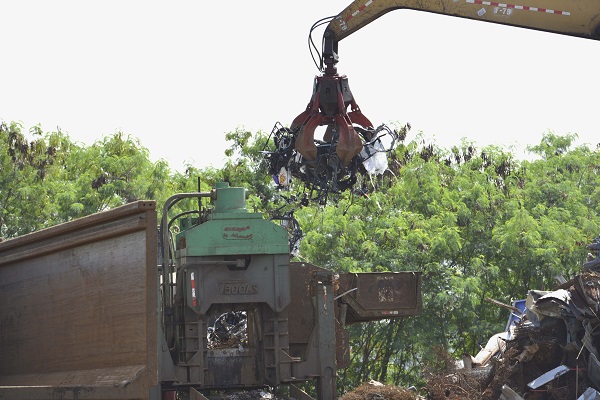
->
288;263;318;354
0;201;159;400
288;263;422;374
338;271;422;324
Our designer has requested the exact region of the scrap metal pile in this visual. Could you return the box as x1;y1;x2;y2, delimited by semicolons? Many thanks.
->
428;236;600;400
207;311;248;350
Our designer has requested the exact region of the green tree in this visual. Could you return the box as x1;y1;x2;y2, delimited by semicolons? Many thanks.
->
60;132;172;218
223;127;276;210
0;121;72;238
295;132;600;388
0;124;179;238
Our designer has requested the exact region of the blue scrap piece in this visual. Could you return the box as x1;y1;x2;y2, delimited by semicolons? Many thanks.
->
505;299;526;334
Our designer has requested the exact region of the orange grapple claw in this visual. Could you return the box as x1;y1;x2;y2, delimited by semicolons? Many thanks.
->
290;72;373;165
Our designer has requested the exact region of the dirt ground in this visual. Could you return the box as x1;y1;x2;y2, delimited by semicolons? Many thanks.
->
341;382;419;400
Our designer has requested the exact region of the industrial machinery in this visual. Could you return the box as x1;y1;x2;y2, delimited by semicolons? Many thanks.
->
266;0;600;201
0;183;422;400
3;1;600;399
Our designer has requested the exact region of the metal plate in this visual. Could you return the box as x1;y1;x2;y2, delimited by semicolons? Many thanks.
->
0;201;158;399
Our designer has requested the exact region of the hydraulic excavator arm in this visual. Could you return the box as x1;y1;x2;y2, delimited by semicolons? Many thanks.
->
327;0;600;46
270;0;600;203
320;0;600;91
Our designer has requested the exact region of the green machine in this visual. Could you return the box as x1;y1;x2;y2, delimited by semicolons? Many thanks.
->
163;182;294;391
159;182;422;400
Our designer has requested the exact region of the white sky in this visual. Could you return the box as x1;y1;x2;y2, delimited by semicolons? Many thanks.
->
2;1;598;171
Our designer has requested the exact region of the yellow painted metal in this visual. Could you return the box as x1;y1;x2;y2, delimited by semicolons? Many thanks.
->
328;0;600;42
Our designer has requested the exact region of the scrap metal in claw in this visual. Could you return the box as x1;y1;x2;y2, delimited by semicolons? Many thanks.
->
264;121;402;207
291;72;373;166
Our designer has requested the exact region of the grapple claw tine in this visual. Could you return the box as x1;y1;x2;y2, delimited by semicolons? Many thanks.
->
287;71;380;173
295;115;322;161
291;109;311;130
335;114;363;166
348;99;374;129
347;109;373;130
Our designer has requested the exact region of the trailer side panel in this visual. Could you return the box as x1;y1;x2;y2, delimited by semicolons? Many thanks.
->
0;201;159;400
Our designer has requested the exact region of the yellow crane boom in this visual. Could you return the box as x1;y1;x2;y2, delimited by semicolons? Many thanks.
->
283;0;600;200
328;0;600;44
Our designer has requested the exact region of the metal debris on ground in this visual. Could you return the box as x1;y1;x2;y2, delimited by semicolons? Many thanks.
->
578;387;600;400
426;235;600;400
584;235;600;271
499;384;524;400
198;388;289;400
341;381;420;400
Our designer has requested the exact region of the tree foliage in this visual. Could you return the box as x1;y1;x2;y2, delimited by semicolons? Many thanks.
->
0;124;173;238
63;132;172;216
0;122;71;237
292;132;600;388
